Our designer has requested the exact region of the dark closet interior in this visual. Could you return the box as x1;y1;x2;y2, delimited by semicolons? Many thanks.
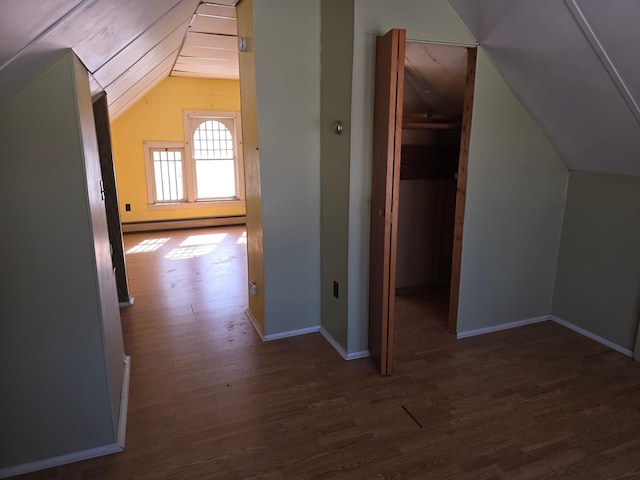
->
395;42;468;326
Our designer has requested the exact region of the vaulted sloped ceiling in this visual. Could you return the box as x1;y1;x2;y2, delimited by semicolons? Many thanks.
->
172;2;239;81
0;0;239;119
448;0;640;177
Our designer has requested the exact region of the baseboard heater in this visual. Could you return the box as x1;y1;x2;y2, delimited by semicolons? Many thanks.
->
122;216;246;233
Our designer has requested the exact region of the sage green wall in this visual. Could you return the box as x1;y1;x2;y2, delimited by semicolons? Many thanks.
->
320;0;355;349
252;0;321;335
456;49;567;332
345;0;478;354
252;0;567;349
0;51;122;469
553;172;640;352
342;0;567;352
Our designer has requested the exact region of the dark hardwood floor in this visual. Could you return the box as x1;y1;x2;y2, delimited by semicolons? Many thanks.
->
15;226;640;479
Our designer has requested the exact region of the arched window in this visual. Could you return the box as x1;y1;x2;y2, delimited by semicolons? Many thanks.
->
192;119;236;199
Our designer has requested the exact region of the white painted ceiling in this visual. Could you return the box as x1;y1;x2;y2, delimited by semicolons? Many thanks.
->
448;0;640;176
2;0;638;176
0;0;239;119
173;2;239;81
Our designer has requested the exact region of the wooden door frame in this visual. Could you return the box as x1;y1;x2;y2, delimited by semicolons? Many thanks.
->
92;92;132;305
368;29;406;376
368;40;477;375
448;47;477;334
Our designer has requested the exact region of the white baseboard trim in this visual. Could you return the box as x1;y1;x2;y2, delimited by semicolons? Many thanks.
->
0;443;123;479
263;326;320;341
122;216;245;233
457;315;551;339
550;316;634;357
117;355;131;448
119;297;135;308
320;327;348;359
319;327;370;361
0;355;131;478
455;313;634;358
245;308;264;340
245;310;320;343
0;357;132;479
346;349;371;360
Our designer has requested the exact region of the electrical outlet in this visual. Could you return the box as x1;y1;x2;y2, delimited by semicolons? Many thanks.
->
333;281;339;299
125;203;131;211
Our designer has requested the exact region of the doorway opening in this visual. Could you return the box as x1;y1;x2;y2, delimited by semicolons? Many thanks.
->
395;41;469;341
93;101;251;334
368;29;476;375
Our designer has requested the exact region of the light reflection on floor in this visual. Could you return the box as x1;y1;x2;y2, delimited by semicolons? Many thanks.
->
180;233;227;247
120;225;256;404
122;226;249;313
125;231;244;261
162;232;228;260
165;245;217;260
126;237;170;254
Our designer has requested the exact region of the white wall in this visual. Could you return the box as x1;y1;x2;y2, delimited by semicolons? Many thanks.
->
252;0;322;335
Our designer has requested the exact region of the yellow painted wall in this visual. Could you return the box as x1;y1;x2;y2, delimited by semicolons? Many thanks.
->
110;76;245;223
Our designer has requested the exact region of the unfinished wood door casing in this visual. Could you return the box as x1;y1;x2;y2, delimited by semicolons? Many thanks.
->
368;29;406;376
448;47;477;334
93;92;131;305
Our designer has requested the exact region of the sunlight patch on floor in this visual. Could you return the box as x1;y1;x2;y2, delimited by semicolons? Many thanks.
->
126;238;170;254
180;233;227;247
165;245;217;260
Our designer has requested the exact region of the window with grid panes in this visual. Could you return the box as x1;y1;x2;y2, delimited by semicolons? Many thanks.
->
143;111;244;208
150;147;185;202
190;118;237;199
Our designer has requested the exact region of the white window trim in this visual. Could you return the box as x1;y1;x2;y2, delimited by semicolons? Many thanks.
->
143;110;245;209
182;110;245;202
143;141;186;205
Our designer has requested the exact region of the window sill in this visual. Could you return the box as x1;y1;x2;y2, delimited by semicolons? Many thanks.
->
147;199;245;210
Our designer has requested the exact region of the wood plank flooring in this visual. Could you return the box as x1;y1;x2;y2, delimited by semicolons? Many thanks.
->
15;226;640;479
